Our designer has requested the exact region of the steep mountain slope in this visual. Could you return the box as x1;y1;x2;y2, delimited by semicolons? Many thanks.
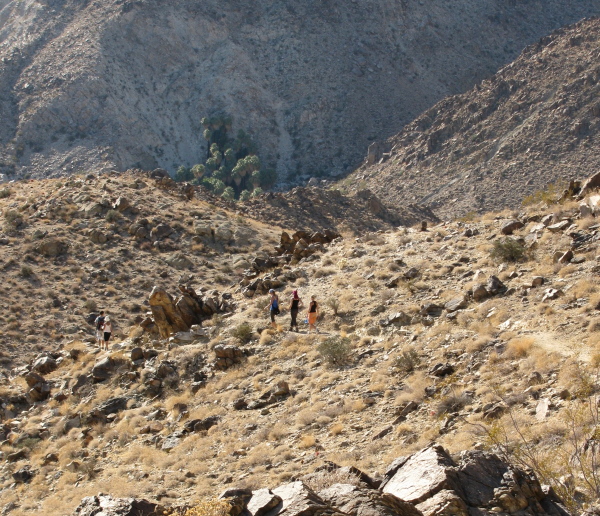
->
341;18;600;219
1;0;599;182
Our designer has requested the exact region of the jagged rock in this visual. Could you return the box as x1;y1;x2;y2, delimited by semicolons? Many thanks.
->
183;415;220;433
419;304;444;317
156;361;177;379
7;449;27;462
471;284;488;301
131;347;144;361
444;296;467;313
579;170;600;198
92;357;115;381
165;253;194;270
558;250;573;264
381;312;411;327
273;381;290;396
501;220;524;235
73;495;159;516
219;488;253;516
531;276;545;288
194;222;213;236
547;220;571;233
24;371;45;388
265;481;339;516
429;363;455;377
404;268;419;279
94;396;129;416
149;287;190;339
318;484;421;516
32;355;58;374
113;197;130;212
214;345;245;370
542;288;564;302
151;223;173;240
416;489;468;516
12;466;33;483
536;399;551;420
483;404;507;420
486;275;506;295
248;489;283;516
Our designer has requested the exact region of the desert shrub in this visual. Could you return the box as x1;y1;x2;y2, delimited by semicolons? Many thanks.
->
19;265;33;278
0;188;11;199
435;391;471;416
522;180;568;206
4;209;23;229
167;498;231;516
317;336;352;366
325;297;341;315
232;322;253;343
490;238;527;262
303;467;361;492
105;209;121;222
83;299;98;312
392;349;421;373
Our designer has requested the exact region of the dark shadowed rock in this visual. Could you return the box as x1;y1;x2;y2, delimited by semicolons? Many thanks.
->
318;484;422;516
247;489;284;516
501;220;524;235
32;355;57;374
219;488;253;516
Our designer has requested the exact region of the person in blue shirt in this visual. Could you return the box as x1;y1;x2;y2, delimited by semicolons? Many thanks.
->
265;289;280;328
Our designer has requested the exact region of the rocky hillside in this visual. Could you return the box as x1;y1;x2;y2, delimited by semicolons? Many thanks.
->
2;171;600;514
0;170;412;369
1;1;599;183
340;17;600;219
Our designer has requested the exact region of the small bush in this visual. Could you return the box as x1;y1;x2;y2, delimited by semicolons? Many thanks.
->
326;297;341;316
83;299;98;312
490;238;527;263
0;188;11;199
105;209;121;222
303;467;361;492
20;265;33;278
232;322;253;343
435;392;471;416
392;349;421;373
317;336;352;366
167;498;232;516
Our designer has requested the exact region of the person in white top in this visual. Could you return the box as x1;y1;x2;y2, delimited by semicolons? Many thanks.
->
102;316;113;351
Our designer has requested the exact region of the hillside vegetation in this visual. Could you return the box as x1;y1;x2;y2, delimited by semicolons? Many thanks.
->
2;172;600;514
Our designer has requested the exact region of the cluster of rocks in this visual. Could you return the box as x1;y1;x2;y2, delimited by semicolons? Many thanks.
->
237;230;339;298
143;286;234;340
240;266;303;298
231;380;291;412
275;230;341;264
76;444;570;516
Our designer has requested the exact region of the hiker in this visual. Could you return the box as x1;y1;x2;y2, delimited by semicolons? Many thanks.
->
265;289;280;328
307;295;319;334
94;310;105;348
102;316;113;351
288;290;304;332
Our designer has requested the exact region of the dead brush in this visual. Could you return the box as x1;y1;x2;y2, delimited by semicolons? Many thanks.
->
302;467;361;492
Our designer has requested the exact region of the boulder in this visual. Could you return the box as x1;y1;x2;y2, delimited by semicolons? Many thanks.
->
151;223;173;240
149;287;190;339
165;253;194;270
73;495;159;516
318;484;421;516
547;220;570;233
92;357;115;382
471;284;488;301
113;197;130;212
32;355;58;374
444;296;467;313
264;481;339;516
486;275;506;295
248;488;283;516
501;220;524;235
381;312;411;327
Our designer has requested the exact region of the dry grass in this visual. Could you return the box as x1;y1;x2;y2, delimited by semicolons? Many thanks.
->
506;336;535;358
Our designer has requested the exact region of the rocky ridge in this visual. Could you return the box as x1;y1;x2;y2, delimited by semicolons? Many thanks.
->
1;1;599;182
341;17;600;219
